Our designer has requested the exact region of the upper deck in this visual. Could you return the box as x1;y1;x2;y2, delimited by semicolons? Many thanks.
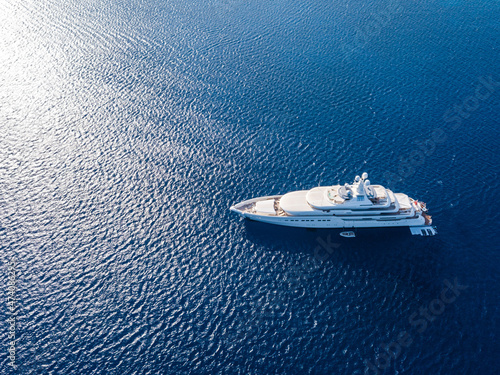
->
305;180;393;211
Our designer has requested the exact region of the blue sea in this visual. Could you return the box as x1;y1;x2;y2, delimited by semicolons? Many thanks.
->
0;0;499;373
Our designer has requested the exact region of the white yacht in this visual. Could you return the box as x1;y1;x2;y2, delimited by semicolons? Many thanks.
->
230;172;437;236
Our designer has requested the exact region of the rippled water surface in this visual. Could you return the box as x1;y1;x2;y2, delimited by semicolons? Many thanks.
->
1;0;499;373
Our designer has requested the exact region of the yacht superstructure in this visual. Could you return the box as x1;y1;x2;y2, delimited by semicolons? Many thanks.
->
230;173;437;236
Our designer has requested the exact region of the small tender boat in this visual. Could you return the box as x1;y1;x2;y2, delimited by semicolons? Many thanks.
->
230;172;437;236
340;231;356;238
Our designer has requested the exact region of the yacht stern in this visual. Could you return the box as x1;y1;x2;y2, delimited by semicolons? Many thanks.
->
410;226;438;236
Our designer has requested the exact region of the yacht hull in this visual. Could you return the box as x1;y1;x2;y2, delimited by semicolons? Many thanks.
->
236;211;425;229
230;173;437;236
230;196;437;235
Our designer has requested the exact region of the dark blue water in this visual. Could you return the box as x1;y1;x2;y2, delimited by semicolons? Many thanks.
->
1;0;499;373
